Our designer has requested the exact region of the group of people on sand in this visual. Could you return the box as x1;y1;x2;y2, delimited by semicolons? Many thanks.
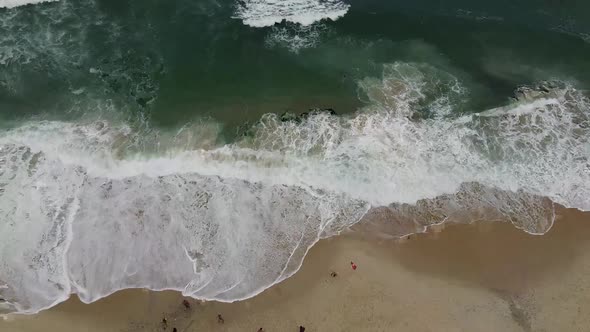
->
161;299;306;331
161;261;358;331
257;327;305;332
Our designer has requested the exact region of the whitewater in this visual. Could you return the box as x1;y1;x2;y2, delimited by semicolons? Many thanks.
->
0;60;589;313
0;0;57;8
1;0;350;26
233;0;349;27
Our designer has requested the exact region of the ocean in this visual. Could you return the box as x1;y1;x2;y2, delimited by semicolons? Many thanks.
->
0;0;589;314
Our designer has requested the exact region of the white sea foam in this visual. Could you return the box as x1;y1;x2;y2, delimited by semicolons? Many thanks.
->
0;0;57;8
0;62;589;314
0;122;369;313
234;0;349;27
265;23;326;53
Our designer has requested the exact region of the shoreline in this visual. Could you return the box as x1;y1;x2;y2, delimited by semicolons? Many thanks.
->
2;207;590;331
0;199;561;317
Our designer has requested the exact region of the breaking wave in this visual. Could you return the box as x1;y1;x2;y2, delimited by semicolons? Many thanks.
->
0;0;56;8
1;62;589;314
233;0;349;27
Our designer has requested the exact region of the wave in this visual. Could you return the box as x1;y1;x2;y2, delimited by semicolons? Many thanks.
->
0;0;56;8
233;0;349;27
0;139;368;313
0;62;589;314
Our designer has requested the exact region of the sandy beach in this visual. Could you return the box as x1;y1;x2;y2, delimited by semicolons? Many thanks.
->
2;207;590;332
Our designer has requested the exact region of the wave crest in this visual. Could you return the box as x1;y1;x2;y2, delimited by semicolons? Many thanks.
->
0;0;57;9
233;0;349;27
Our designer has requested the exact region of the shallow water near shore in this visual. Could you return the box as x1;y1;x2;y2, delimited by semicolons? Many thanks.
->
3;208;590;331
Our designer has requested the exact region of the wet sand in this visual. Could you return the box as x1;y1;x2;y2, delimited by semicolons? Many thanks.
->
2;208;590;331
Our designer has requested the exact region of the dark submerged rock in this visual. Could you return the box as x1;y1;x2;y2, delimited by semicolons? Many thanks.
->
280;108;337;123
512;81;564;102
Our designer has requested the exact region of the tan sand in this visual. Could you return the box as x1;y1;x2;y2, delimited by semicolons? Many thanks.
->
2;208;590;332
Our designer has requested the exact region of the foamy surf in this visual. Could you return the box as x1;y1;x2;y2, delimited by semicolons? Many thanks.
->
234;0;350;27
0;0;57;8
0;62;589;315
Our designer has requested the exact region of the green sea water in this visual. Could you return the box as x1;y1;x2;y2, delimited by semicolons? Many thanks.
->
2;0;589;136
